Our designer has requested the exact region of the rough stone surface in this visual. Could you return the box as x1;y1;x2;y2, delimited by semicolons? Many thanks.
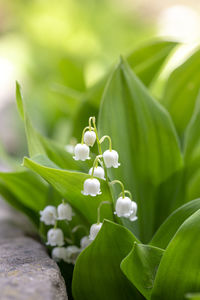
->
0;198;68;300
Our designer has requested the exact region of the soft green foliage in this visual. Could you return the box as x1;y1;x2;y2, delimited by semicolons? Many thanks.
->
2;40;200;300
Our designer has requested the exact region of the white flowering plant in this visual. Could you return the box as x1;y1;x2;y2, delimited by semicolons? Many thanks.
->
1;40;200;300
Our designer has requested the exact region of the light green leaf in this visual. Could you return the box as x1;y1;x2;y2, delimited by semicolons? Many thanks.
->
121;243;164;300
72;220;143;300
150;198;200;249
185;293;200;300
16;81;87;171
151;209;200;300
98;58;183;242
162;49;200;138
127;40;177;86
23;155;114;224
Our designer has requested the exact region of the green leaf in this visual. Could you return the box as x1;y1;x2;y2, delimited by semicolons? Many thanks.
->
162;49;200;138
151;209;200;300
121;243;164;300
23;155;114;224
16;81;87;171
127;40;177;86
72;220;142;300
183;93;200;201
98;58;183;242
185;293;200;300
150;198;200;249
0;170;48;212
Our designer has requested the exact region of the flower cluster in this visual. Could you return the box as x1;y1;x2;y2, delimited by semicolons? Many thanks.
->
40;116;138;265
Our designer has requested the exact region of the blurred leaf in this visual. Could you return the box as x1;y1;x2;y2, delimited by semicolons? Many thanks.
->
23;155;114;224
127;40;177;86
16;81;88;171
185;293;200;300
72;220;142;300
121;243;164;300
150;198;200;249
151;209;200;300
162;49;200;138
98;58;183;242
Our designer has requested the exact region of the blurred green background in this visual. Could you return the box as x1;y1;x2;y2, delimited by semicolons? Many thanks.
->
0;0;200;163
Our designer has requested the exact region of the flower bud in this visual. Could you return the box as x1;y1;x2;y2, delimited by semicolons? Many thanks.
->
80;236;91;249
52;247;67;262
57;203;73;221
82;178;101;196
115;196;138;221
64;245;81;264
47;228;64;246
65;144;75;154
89;166;105;180
40;206;57;225
103;150;120;168
73;143;90;161
84;131;96;147
89;223;102;240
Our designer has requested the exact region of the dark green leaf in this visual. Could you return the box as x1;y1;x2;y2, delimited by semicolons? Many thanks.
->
121;243;164;300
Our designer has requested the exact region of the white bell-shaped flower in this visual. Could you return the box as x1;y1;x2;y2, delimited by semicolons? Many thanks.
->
73;143;90;161
103;150;120;168
52;247;67;262
84;130;96;147
89;166;105;180
47;228;64;246
82;178;101;196
64;245;81;264
115;196;138;221
80;236;91;249
57;203;73;221
89;223;102;240
129;201;138;222
40;206;57;225
65;144;75;154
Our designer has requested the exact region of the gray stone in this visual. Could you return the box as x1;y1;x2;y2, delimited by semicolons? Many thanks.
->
0;198;68;300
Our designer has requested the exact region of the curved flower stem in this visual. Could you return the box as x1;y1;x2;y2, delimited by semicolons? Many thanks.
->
81;126;94;144
91;155;102;177
97;201;112;224
119;190;133;199
90;117;109;183
110;180;125;198
72;225;89;235
54;220;58;229
99;135;112;151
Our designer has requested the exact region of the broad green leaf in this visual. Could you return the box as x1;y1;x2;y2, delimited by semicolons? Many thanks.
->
121;243;164;300
98;58;183;242
0;178;39;226
151;209;200;300
150;198;200;249
72;40;177;139
162;49;200;138
72;220;142;300
23;155;114;224
183;93;200;201
16;81;87;171
0;170;48;212
127;40;177;86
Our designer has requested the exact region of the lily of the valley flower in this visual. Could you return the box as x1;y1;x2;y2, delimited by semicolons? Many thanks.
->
89;223;102;240
82;178;101;196
57;203;73;221
115;196;137;221
47;228;64;246
84;130;96;147
52;247;67;262
65;245;81;264
40;206;57;225
73;143;90;161
89;166;105;180
80;236;91;249
103;149;120;168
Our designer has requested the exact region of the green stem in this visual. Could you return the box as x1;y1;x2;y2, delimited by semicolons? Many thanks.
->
72;225;89;235
110;180;125;198
119;190;133;199
99;135;112;151
91;155;102;177
97;201;112;224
